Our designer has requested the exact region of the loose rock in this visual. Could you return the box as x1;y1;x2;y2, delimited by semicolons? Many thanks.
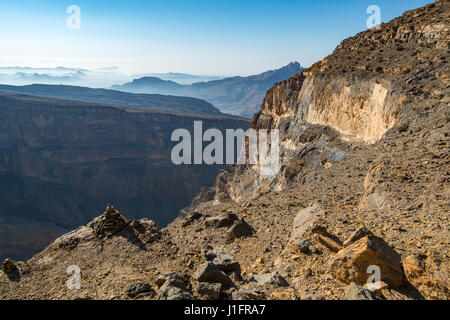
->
194;262;235;287
345;283;382;300
2;259;17;274
196;282;222;299
204;213;238;228
126;282;154;298
204;247;241;274
157;278;194;300
253;271;289;287
226;219;255;242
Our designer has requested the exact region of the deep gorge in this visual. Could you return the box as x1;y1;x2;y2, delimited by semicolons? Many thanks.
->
0;92;248;260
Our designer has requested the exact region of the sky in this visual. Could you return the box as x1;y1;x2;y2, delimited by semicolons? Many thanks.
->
0;0;434;77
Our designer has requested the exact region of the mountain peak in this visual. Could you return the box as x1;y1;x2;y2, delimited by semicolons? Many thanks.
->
285;61;302;68
112;63;304;117
131;77;181;85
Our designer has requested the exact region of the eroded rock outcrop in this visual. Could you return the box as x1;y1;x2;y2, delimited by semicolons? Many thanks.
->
88;205;130;238
329;235;404;288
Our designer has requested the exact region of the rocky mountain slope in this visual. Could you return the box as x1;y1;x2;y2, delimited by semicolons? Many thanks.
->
0;91;247;261
0;0;448;300
113;62;304;118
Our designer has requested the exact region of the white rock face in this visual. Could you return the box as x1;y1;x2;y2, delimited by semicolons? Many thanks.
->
215;73;406;202
291;77;403;144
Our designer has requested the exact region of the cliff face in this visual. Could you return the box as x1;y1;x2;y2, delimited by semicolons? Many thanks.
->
0;92;248;260
257;76;404;143
208;0;449;203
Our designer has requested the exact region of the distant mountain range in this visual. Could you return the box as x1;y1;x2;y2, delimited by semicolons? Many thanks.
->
0;67;223;88
0;84;222;115
0;63;303;117
137;73;224;84
112;62;303;117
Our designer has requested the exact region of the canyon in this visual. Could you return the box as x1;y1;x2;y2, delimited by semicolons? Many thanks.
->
0;90;248;261
0;0;448;301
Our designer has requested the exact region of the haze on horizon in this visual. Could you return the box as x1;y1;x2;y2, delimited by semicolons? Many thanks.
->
0;0;433;77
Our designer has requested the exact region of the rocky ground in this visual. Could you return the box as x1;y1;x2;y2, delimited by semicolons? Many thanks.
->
0;0;448;300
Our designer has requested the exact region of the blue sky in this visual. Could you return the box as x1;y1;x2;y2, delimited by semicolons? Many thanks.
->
0;0;434;76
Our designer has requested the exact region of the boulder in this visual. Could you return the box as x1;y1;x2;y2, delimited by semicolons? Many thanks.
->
155;272;186;288
182;211;203;227
226;219;255;242
186;211;202;221
157;278;194;300
402;253;449;300
194;262;235;287
195;282;222;300
2;259;17;274
290;206;322;243
204;213;238;228
253;271;289;287
87;205;129;238
204;247;241;274
345;283;382;300
126;282;154;298
329;235;404;288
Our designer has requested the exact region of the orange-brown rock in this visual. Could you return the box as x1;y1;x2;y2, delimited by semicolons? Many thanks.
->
403;253;450;300
329;235;404;288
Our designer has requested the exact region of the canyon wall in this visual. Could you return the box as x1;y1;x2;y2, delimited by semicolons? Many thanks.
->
257;75;404;143
190;0;449;206
0;92;248;260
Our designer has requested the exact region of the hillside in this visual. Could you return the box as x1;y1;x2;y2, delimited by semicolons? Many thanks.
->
0;0;448;300
112;62;304;117
0;84;222;115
